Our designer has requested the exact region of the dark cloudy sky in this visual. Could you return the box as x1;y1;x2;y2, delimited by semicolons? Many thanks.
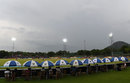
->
0;0;130;52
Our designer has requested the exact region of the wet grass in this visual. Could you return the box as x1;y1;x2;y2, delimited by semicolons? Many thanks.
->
0;67;130;83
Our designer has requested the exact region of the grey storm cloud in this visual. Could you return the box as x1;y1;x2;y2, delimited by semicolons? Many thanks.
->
1;27;25;33
0;0;130;52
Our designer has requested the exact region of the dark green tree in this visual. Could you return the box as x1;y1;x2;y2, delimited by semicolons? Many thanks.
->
47;51;55;57
0;50;9;58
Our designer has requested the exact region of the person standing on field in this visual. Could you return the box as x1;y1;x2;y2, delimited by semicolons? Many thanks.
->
4;68;11;81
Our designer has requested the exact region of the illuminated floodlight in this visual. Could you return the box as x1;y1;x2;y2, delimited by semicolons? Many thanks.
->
62;38;68;43
11;37;16;41
109;33;113;37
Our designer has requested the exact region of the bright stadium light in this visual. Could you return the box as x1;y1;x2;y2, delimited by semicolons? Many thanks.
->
11;37;16;41
62;38;68;43
109;32;113;37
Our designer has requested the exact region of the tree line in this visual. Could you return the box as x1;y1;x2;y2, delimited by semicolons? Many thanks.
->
0;45;130;58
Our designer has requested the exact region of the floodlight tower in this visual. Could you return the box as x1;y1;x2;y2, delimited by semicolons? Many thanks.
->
84;40;86;50
62;38;68;56
83;40;87;56
11;37;16;52
109;33;114;56
11;37;16;58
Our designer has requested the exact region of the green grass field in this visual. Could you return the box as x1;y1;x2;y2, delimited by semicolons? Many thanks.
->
0;67;130;83
0;58;129;83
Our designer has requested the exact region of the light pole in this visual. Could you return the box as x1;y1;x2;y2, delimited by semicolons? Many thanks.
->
83;40;86;56
83;40;86;50
109;33;114;56
62;38;68;57
11;37;16;58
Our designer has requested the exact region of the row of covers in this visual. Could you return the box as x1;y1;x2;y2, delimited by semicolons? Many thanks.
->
3;57;128;67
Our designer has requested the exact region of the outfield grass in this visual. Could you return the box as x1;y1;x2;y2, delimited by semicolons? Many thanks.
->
0;67;130;83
